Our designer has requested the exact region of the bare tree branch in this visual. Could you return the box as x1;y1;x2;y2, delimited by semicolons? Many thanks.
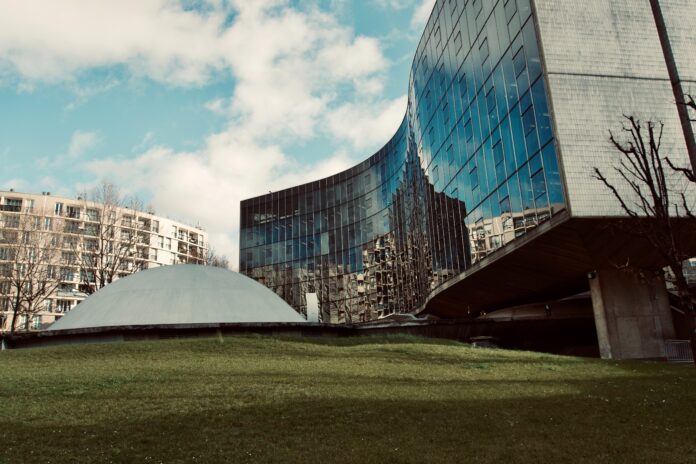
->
72;181;144;294
1;211;62;334
206;248;230;269
596;115;696;313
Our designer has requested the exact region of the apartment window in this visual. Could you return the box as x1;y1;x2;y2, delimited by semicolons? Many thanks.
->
64;221;81;234
25;199;34;211
4;215;19;228
85;224;99;236
0;247;12;260
86;209;99;221
63;237;78;249
54;202;63;215
4;198;22;211
66;205;80;219
44;217;53;231
56;300;72;312
166;238;172;250
152;220;160;233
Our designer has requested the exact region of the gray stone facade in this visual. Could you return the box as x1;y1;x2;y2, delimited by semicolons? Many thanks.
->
534;0;696;217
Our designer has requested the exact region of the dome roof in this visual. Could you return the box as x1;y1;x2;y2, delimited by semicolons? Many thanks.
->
49;264;305;330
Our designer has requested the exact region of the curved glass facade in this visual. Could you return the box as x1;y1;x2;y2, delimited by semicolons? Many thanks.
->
240;0;566;323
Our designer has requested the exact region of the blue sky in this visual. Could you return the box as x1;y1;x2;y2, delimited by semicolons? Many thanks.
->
0;0;435;265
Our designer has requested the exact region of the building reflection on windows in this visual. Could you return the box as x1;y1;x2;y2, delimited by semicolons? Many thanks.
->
240;0;566;323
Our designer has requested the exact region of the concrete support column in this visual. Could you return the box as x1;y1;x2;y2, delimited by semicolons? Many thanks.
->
589;269;675;360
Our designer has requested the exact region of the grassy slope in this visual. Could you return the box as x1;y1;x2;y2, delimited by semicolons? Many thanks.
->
1;335;695;463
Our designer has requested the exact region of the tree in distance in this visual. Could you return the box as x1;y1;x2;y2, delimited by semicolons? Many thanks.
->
1;211;62;334
71;181;144;295
206;248;230;269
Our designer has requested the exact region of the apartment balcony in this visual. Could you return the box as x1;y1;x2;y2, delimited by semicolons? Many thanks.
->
0;205;21;212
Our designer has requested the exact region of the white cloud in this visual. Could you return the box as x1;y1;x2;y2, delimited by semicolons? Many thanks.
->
85;134;354;269
0;177;27;192
204;98;228;115
0;0;229;86
132;131;156;153
76;1;394;265
222;2;388;141
411;0;436;28
1;1;415;267
68;130;100;159
327;96;407;150
373;0;411;9
65;78;120;112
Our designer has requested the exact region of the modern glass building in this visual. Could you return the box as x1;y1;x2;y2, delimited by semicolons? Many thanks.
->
241;0;696;331
241;0;565;323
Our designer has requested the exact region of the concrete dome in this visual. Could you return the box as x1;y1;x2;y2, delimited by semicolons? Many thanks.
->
49;264;305;330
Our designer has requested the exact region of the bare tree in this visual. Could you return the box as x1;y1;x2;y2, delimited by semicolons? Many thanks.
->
72;181;144;294
206;248;230;269
1;211;62;334
594;115;696;313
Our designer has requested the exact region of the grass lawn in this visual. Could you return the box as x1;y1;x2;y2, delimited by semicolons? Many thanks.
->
1;335;695;463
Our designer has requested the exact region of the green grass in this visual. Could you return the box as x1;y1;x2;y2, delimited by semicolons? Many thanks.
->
1;335;695;463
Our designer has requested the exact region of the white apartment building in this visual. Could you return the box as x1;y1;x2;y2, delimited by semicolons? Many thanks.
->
0;189;208;332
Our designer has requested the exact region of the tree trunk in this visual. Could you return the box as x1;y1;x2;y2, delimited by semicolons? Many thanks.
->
9;291;21;335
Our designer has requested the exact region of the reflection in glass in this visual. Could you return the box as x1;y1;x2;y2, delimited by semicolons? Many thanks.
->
240;0;566;323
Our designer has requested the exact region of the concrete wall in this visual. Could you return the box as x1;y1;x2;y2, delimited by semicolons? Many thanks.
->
590;269;675;359
533;0;694;217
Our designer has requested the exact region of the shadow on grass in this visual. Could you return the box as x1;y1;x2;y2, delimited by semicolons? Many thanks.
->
4;387;696;464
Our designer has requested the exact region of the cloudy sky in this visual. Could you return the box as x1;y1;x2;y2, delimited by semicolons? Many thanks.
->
0;0;435;267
